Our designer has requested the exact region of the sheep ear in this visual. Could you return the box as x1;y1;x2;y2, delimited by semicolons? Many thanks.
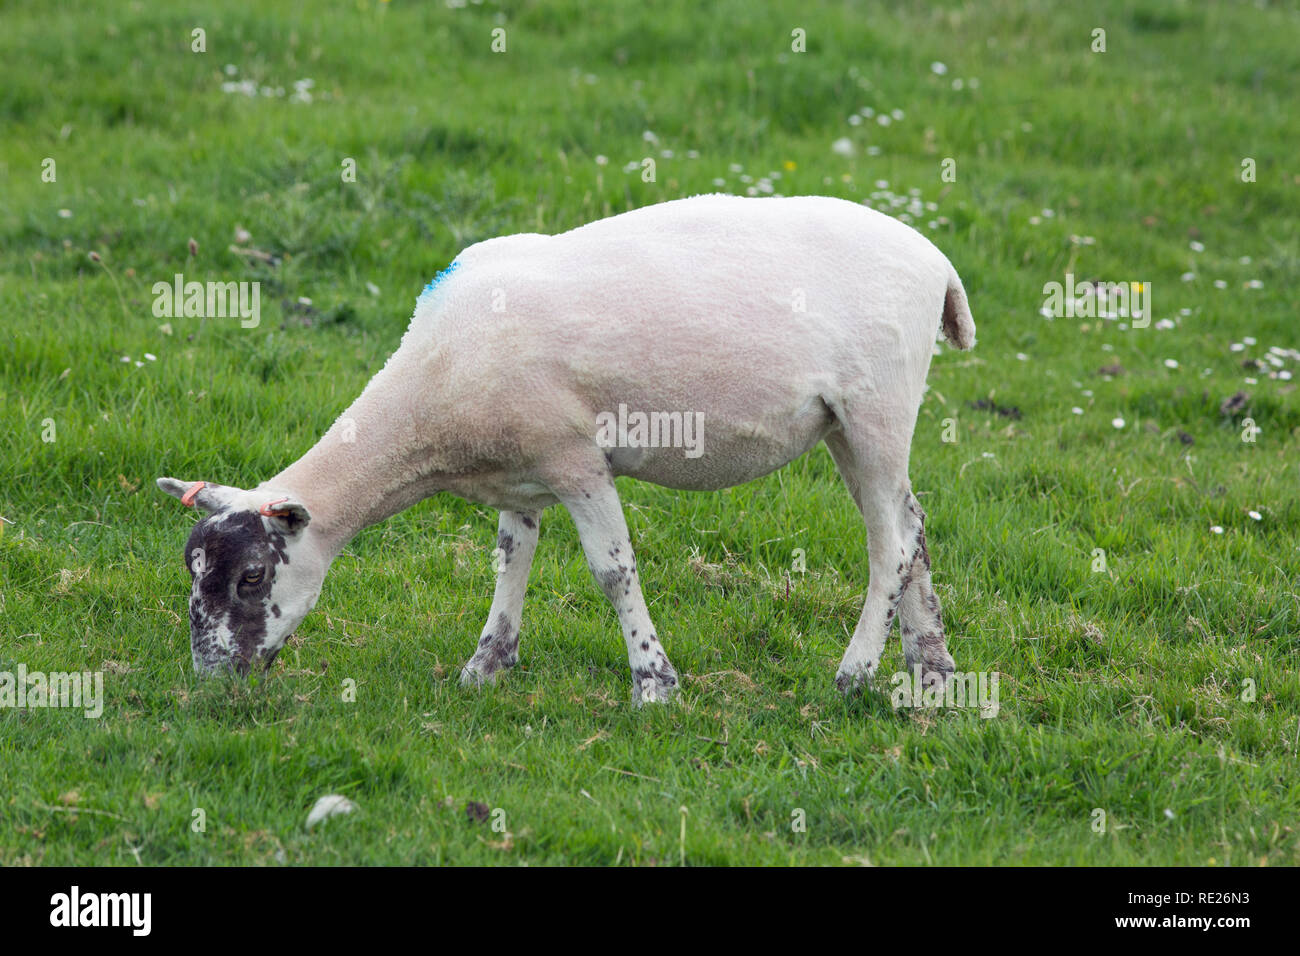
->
258;494;311;535
156;478;239;514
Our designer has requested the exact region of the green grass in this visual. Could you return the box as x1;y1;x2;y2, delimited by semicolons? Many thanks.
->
2;0;1298;865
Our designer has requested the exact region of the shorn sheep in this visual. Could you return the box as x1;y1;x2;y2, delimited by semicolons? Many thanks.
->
158;194;975;704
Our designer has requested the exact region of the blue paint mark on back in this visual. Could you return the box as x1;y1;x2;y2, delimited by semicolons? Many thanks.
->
417;259;459;304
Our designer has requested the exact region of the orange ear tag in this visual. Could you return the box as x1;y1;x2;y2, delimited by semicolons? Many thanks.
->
180;481;206;507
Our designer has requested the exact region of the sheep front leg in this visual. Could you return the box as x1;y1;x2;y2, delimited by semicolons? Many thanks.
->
460;510;540;686
552;474;678;705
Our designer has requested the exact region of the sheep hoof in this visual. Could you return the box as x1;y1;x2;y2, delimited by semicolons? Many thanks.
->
909;655;955;691
631;664;679;706
458;665;499;688
834;663;875;697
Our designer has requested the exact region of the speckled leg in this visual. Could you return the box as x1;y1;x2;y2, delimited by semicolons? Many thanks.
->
460;510;540;686
896;494;955;689
551;468;678;705
825;430;915;695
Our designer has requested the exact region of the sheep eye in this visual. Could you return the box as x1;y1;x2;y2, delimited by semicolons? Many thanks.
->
242;568;264;584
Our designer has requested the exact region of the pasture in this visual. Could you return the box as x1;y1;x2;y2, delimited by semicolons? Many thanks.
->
1;0;1297;864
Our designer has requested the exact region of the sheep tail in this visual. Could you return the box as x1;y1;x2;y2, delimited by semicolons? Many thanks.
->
941;264;976;351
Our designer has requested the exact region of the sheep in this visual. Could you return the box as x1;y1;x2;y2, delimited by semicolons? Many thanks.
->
158;193;975;703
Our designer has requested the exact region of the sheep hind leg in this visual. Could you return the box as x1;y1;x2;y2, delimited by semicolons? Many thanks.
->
823;430;914;694
896;493;956;690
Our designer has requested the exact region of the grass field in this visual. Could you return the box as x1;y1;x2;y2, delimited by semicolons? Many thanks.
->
2;0;1298;865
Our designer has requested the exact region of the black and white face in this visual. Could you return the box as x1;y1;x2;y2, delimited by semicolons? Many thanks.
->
158;478;325;675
